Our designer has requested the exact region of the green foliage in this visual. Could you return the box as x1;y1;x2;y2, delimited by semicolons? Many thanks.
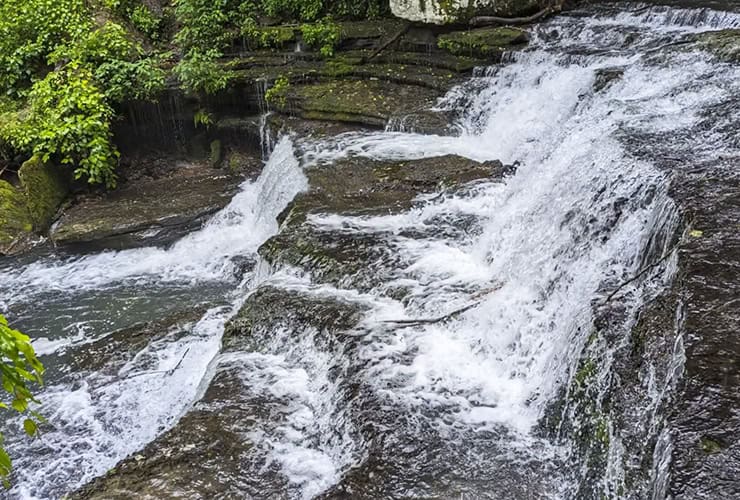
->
5;65;119;187
0;1;166;187
96;54;168;103
301;17;341;57
175;49;234;95
240;20;296;49
193;108;213;128
265;75;290;109
0;314;44;486
130;5;162;40
173;0;232;52
0;0;91;96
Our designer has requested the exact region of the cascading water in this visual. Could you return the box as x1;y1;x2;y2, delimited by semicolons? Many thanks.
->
1;3;739;499
0;137;307;498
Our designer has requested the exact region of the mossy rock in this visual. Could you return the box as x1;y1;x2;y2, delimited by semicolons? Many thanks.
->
0;157;67;253
697;29;740;63
438;26;529;59
0;180;33;252
51;169;243;250
18;156;69;231
291;79;441;127
339;20;407;41
224;285;366;350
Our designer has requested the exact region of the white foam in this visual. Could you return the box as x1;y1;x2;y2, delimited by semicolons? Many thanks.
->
0;137;307;301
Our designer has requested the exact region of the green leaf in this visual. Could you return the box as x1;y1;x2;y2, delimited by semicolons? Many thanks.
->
11;398;27;413
23;418;37;437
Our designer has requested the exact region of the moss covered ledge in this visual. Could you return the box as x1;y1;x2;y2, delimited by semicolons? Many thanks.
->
0;157;69;254
438;26;529;59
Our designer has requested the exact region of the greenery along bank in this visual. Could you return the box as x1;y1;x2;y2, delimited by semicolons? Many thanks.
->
0;0;390;190
0;314;44;486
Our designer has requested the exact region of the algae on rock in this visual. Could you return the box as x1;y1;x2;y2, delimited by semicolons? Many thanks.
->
0;157;68;253
18;156;69;231
438;26;529;59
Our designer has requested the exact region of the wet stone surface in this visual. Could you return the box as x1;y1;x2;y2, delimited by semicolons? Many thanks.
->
50;167;249;251
260;155;511;290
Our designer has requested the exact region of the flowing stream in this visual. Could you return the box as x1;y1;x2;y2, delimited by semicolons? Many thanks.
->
1;3;739;499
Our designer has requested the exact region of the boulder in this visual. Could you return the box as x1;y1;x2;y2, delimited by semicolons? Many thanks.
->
437;26;529;59
390;0;541;24
73;285;366;499
0;180;34;254
0;157;69;255
697;29;740;63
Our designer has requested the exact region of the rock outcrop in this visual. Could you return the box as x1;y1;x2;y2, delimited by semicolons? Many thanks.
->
0;157;68;255
390;0;542;24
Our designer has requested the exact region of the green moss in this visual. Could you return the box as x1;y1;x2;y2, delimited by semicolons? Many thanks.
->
438;27;528;59
0;180;33;248
209;139;222;168
575;358;597;388
294;79;438;126
18;156;68;231
700;436;723;454
595;417;610;448
339;20;405;40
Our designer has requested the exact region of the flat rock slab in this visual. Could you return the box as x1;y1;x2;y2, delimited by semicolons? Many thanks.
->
51;167;245;251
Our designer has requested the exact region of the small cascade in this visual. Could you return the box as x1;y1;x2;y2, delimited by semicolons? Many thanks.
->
1;138;307;498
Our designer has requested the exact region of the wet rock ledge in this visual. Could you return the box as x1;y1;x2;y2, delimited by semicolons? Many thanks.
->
0;18;529;255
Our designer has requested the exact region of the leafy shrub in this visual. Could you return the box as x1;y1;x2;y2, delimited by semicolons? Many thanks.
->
240;19;295;49
173;0;232;52
175;49;234;95
6;65;119;187
0;0;91;96
265;75;290;109
0;0;168;187
0;314;44;487
301;17;341;57
193;108;213;128
130;5;162;40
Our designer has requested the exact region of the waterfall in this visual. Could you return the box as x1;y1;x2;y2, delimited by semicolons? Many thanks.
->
1;3;739;499
1;138;307;498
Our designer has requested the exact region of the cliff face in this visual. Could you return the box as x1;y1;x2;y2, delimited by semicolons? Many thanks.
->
389;0;541;24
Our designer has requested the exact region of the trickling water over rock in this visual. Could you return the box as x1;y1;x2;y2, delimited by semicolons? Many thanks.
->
261;154;512;290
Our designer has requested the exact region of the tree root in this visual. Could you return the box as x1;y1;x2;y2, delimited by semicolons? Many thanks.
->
469;1;564;28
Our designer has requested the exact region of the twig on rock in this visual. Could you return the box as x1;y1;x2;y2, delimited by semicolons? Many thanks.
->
382;301;482;328
124;347;191;379
603;241;680;304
